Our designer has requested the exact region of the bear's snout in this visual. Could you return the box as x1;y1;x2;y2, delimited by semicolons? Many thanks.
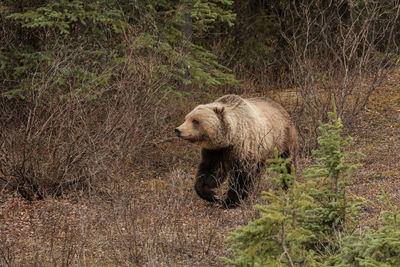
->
174;128;181;137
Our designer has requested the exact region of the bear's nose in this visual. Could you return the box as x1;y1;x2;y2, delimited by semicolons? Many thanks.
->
174;128;181;137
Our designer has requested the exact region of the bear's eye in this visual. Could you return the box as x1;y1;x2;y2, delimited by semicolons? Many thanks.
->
192;119;199;125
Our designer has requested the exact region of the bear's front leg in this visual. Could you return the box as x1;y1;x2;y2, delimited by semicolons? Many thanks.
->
194;149;226;203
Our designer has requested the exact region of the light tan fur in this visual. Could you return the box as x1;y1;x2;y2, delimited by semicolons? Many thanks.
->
176;95;298;164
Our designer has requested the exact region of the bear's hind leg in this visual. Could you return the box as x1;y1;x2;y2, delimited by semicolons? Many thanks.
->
279;150;295;174
279;150;296;190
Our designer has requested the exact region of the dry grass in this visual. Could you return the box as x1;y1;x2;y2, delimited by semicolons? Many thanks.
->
0;170;268;266
1;68;400;266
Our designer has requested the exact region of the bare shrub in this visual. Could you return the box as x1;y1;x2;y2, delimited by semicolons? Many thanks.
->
278;0;400;153
101;168;255;267
0;42;174;200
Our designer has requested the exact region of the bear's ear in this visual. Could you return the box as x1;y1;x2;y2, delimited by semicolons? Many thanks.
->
213;106;225;115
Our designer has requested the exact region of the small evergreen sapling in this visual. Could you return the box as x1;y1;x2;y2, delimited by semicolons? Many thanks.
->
224;150;321;266
302;95;366;255
326;187;400;266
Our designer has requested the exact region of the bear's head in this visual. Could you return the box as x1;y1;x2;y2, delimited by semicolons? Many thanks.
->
175;103;230;150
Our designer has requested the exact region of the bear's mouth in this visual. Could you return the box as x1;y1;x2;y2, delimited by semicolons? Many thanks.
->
178;134;195;142
179;134;204;144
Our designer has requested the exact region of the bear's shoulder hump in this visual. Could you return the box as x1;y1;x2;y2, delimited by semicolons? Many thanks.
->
215;95;245;106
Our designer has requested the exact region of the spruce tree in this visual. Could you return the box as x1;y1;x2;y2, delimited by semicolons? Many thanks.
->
326;188;400;266
302;95;366;254
224;150;321;266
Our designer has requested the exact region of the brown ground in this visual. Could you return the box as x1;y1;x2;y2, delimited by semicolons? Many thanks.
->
346;70;400;227
1;71;399;266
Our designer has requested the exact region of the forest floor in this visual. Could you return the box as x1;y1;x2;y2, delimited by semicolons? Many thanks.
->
1;71;399;266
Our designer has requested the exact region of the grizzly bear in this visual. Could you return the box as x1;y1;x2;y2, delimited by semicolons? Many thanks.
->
175;95;298;208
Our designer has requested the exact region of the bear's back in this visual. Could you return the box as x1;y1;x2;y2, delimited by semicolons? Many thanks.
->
215;94;245;106
248;97;293;124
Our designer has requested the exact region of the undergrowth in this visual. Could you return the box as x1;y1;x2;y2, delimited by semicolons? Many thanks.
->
225;96;400;266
